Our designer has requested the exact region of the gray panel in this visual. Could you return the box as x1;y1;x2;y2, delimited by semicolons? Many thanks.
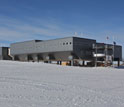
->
0;47;12;60
10;38;73;55
73;37;96;60
0;47;2;55
114;45;122;60
2;47;9;56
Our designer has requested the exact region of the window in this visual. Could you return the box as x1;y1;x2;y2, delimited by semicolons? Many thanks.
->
63;43;65;45
70;42;72;45
66;42;68;45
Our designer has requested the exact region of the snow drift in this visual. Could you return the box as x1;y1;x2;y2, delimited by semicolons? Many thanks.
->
0;61;124;107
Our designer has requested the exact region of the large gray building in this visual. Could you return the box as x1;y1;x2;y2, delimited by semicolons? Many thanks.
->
0;47;12;60
10;37;122;66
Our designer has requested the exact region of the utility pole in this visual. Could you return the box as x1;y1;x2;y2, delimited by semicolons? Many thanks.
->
105;44;108;67
105;36;109;67
95;44;97;67
113;43;115;67
113;36;116;67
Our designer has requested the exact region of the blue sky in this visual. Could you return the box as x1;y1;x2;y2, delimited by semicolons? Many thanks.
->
0;0;124;56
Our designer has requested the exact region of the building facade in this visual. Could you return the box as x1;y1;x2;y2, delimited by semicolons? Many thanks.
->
10;37;122;66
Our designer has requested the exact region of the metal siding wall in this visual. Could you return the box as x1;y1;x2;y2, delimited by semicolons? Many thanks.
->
10;40;36;55
36;38;73;53
2;48;8;56
0;48;2;56
0;47;12;60
114;45;122;60
10;38;73;55
0;48;3;60
73;37;96;60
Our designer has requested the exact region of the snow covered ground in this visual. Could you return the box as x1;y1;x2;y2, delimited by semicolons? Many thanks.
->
0;61;124;107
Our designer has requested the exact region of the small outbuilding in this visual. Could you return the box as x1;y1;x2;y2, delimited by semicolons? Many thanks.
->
0;47;12;60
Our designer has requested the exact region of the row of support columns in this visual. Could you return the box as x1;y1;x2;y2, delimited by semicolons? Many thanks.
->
12;55;74;66
12;54;120;67
12;54;87;66
56;60;86;66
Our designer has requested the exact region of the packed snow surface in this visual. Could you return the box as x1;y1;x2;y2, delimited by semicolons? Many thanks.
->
0;61;124;107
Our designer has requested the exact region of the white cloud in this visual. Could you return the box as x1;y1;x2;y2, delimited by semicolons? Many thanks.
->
0;16;73;42
0;15;123;49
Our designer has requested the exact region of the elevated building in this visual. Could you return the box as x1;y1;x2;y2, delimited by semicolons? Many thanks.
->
10;37;122;66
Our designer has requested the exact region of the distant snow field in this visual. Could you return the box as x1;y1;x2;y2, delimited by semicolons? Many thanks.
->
0;61;124;107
